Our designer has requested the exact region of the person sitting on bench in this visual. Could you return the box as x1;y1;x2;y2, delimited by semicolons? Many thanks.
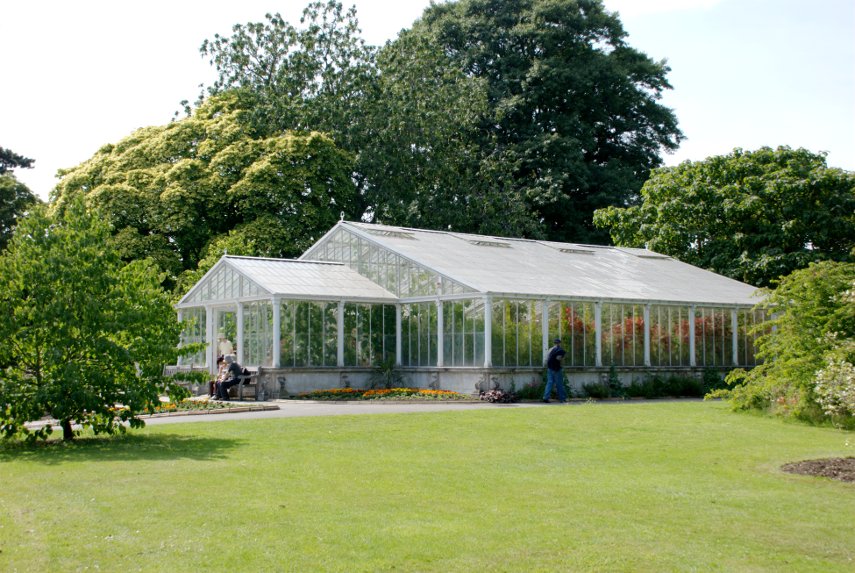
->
216;355;243;400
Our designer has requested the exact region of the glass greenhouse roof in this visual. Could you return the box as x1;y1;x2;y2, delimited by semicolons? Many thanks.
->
321;222;761;306
176;256;397;308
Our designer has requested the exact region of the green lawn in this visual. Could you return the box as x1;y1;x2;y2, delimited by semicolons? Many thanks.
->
1;401;853;572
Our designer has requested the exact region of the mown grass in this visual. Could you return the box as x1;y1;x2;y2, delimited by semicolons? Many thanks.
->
1;401;853;572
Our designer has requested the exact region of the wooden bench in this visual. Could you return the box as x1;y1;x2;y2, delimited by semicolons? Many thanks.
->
228;368;260;401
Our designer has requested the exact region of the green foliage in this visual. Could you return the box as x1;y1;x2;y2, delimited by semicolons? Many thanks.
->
701;368;726;394
201;0;680;242
52;91;357;290
0;146;34;174
715;260;855;424
0;199;188;441
200;1;376;150
594;146;855;287
516;378;546;400
0;173;40;251
606;374;704;399
405;0;682;243
368;356;406;389
582;381;612;399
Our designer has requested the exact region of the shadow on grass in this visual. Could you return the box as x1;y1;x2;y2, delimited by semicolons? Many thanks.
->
0;433;242;465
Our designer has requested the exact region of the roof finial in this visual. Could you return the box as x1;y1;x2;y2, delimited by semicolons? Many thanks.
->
340;211;345;222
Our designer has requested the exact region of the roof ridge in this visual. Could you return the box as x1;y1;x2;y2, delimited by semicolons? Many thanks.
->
225;255;343;266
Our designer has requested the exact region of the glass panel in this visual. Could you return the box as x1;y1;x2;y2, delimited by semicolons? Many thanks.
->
215;309;236;358
306;227;474;296
695;307;732;367
180;307;206;365
599;303;645;367
281;301;338;367
653;305;691;367
490;299;542;367
548;301;596;367
443;299;486;367
401;303;437;367
242;301;272;367
601;303;619;366
344;303;397;367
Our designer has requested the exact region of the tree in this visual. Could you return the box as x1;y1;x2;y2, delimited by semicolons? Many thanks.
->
0;199;188;442
403;0;682;242
0;145;40;251
593;146;855;287
0;146;35;174
52;91;357;289
199;0;376;149
200;0;680;240
0;173;40;251
717;260;855;426
357;28;541;236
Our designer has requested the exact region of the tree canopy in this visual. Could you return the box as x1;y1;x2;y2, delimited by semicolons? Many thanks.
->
0;173;40;252
0;145;40;251
594;146;855;287
0;146;35;174
0;199;188;441
200;0;681;242
400;0;682;242
199;0;375;151
52;91;357;287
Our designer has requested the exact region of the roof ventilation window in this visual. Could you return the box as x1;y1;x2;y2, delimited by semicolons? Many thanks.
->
365;229;416;239
558;248;595;255
637;253;672;260
468;239;511;248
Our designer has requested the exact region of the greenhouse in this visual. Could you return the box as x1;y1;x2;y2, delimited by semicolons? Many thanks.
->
175;221;764;397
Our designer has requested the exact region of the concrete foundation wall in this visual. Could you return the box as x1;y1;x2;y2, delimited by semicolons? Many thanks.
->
255;366;723;399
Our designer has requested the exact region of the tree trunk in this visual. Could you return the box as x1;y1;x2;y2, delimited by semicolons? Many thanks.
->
61;419;74;441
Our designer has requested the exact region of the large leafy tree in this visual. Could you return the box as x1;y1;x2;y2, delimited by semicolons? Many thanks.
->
0;199;188;442
403;0;682;242
594;146;855;287
358;29;541;236
0;146;40;251
199;0;375;150
52;91;357;288
200;0;680;240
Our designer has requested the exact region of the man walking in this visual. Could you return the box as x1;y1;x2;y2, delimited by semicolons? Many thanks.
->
543;338;568;403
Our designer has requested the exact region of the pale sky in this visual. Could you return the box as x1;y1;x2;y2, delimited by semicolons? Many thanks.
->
3;0;853;201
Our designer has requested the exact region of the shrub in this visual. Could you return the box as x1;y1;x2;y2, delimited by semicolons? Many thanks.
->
607;365;625;398
368;357;406;389
516;379;546;400
623;375;703;399
717;260;854;424
479;388;518;403
702;369;727;394
582;382;612;399
813;357;855;428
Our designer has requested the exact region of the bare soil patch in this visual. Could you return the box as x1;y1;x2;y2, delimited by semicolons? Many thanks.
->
781;457;855;483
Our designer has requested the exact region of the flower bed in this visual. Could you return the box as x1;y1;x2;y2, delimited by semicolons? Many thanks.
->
294;387;470;401
152;398;234;413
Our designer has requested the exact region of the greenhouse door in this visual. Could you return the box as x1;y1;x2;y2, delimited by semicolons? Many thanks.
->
213;307;237;364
